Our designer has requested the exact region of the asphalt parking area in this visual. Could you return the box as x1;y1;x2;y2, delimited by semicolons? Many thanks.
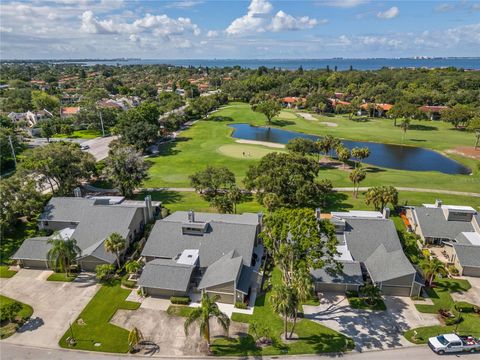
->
0;269;99;348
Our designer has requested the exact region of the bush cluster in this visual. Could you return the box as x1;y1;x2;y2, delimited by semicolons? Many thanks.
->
170;296;190;305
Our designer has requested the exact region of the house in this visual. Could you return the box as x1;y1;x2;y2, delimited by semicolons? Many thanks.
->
8;109;52;127
97;99;126;111
407;200;480;277
328;98;351;108
313;210;422;296
359;103;393;117
418;105;449;120
60;106;80;118
281;97;306;109
140;211;263;304
12;196;160;271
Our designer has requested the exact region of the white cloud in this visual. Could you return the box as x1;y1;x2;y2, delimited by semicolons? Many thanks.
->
269;11;318;32
226;0;319;35
207;30;219;38
319;0;369;8
165;1;203;9
0;26;13;32
377;6;399;19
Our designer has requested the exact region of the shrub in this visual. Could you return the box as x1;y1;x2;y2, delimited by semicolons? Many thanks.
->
170;296;190;305
235;301;247;309
346;290;358;298
445;315;463;326
121;276;136;289
0;302;22;322
95;264;116;282
448;265;459;276
422;249;431;258
455;302;476;313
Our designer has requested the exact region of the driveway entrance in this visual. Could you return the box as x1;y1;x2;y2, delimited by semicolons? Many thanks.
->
0;269;99;348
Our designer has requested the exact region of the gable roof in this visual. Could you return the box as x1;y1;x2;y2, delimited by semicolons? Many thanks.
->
310;261;363;285
198;250;243;290
138;259;194;292
142;211;259;268
365;245;415;282
414;207;475;240
37;197;143;262
11;237;51;261
453;245;480;268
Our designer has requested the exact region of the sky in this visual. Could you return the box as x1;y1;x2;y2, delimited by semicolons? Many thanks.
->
0;0;479;59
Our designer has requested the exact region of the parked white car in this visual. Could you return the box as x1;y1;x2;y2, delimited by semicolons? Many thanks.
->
80;144;90;150
428;333;480;355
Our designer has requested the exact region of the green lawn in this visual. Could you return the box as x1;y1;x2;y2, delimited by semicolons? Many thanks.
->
166;305;195;317
53;129;103;139
404;278;480;344
346;296;387;311
47;272;77;282
0;295;33;339
211;268;353;356
135;189;480;216
415;278;471;313
143;103;480;193
59;281;140;353
0;265;17;278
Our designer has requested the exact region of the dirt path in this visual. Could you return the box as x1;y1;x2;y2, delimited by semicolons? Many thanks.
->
296;112;317;121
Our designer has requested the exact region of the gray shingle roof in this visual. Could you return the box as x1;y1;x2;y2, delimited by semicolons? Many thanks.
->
198;250;243;290
11;237;51;261
35;197;143;262
414;207;474;240
310;261;363;285
365;245;415;282
341;217;415;282
453;244;480;268
236;266;254;294
142;211;259;268
138;259;194;292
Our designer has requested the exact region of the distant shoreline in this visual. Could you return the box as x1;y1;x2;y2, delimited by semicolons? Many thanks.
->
2;58;479;71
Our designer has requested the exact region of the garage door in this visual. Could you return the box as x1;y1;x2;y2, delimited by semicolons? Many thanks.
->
206;291;234;304
462;266;480;277
21;259;49;269
145;288;176;298
315;283;345;293
381;285;411;297
79;261;102;272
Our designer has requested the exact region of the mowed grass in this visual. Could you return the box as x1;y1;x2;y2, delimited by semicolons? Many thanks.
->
144;103;480;192
211;267;353;356
404;278;480;344
135;189;480;216
217;143;282;159
54;129;103;139
0;295;33;339
0;265;17;278
59;281;140;353
47;272;77;282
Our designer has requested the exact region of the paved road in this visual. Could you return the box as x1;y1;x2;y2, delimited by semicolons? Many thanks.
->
0;343;465;360
138;186;480;198
81;136;117;161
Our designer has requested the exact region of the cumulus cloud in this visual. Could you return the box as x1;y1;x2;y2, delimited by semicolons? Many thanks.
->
377;6;399;19
81;11;201;39
226;0;320;35
269;11;318;32
319;0;369;8
165;1;203;9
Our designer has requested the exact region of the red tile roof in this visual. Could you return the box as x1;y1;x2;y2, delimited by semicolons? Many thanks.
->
360;103;393;111
418;105;449;113
61;107;80;116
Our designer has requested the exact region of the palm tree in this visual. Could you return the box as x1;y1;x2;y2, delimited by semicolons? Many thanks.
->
125;260;142;274
128;327;143;352
400;118;410;139
349;167;366;198
47;236;81;276
104;232;126;268
420;258;447;287
271;283;296;340
289;269;312;338
184;293;230;351
361;283;382;305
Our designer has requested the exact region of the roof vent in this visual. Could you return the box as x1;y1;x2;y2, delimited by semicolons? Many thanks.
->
435;199;442;208
188;210;195;223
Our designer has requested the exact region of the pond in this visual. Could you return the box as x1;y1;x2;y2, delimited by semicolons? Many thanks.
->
229;124;471;175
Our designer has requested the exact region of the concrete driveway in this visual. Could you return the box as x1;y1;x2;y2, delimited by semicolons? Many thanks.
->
110;308;248;356
0;269;99;348
303;293;440;352
451;276;480;306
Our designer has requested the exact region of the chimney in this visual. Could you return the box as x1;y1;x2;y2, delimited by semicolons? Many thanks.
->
188;210;195;223
435;199;442;208
315;208;321;221
144;195;152;222
73;187;82;197
257;212;263;227
383;207;390;219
